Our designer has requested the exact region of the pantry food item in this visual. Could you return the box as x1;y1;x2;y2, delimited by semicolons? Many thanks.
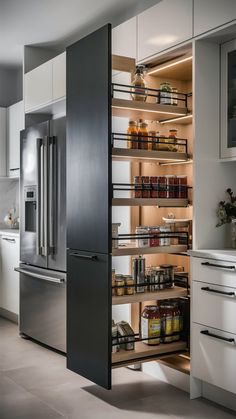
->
158;176;167;198
168;129;178;151
117;321;135;351
159;226;171;246
149;226;160;247
172;301;181;341
158;82;172;105
171;87;178;106
177;175;188;199
112;324;119;353
141;175;151;198
135;226;149;248
141;305;161;345
112;269;116;296
112;223;121;249
133;256;146;293
134;176;143;198
127;120;138;149
150;176;158;198
166;175;177;199
124;276;135;295
148;131;156;150
138;122;149;150
160;302;173;343
160;264;175;288
115;277;125;296
131;66;147;102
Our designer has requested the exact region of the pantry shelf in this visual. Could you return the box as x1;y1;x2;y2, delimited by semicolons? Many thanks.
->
160;114;193;125
112;198;189;207
112;148;189;163
112;244;188;256
112;340;187;367
112;286;187;305
112;98;187;122
112;54;136;73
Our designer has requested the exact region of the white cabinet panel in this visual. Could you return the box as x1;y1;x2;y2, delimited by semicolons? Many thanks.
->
0;108;7;177
192;281;236;335
7;101;24;177
137;0;192;62
0;235;19;315
24;60;53;112
191;257;236;288
194;0;236;37
53;52;66;101
112;17;137;59
192;323;236;395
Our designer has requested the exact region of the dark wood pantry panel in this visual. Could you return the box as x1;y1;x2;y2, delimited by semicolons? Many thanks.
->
67;250;112;389
66;24;112;254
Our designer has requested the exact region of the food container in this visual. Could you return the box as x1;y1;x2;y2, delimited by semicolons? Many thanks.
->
159;226;171;246
138;122;149;150
134;176;143;198
123;275;135;295
171;87;178;106
160;303;173;343
112;223;121;249
112;269;116;296
158;82;172;105
149;227;160;247
160;264;174;288
141;176;150;198
135;226;149;248
148;131;156;151
115;277;125;296
127;121;138;149
150;176;158;198
131;66;147;102
158;176;167;198
141;305;161;345
133;256;146;293
177;175;188;199
117;321;135;351
166;175;177;199
112;325;119;353
172;301;181;341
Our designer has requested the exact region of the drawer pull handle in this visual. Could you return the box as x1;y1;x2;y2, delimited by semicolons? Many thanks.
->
69;252;97;261
201;262;235;270
200;330;235;344
201;286;235;297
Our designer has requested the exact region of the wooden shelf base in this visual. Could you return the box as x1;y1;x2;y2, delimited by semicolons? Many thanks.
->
112;148;189;163
112;286;187;305
112;244;187;256
112;341;187;367
158;353;190;375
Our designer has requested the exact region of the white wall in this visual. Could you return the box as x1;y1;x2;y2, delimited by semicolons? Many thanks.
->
0;181;19;229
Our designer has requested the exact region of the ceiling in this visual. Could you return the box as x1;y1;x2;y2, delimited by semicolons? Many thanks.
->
0;0;161;68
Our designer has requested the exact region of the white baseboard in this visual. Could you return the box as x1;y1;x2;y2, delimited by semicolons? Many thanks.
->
142;361;190;393
0;308;18;324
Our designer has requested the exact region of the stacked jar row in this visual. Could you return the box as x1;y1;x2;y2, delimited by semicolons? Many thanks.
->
134;175;188;199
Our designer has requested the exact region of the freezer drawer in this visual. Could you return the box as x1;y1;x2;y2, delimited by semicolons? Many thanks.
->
192;323;236;395
192;281;236;335
191;257;236;288
19;265;66;352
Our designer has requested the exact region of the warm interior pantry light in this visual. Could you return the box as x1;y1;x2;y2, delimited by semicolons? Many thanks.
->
159;159;193;166
148;56;192;76
160;114;192;124
112;105;185;117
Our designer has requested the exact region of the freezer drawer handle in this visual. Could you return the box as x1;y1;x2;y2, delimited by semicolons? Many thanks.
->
14;267;65;284
2;237;16;243
69;252;97;261
200;330;235;344
201;261;235;270
201;286;235;297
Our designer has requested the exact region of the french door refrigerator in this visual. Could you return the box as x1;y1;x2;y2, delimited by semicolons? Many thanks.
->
16;117;66;352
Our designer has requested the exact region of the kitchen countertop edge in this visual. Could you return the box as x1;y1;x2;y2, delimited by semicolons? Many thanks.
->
0;229;20;237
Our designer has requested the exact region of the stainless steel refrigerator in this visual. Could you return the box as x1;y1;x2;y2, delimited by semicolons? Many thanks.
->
16;117;66;352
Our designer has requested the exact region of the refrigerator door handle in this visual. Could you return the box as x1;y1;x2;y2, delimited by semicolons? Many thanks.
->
36;138;43;255
49;136;56;254
43;137;49;256
14;267;65;284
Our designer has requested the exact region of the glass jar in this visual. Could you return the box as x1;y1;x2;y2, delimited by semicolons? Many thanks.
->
172;302;181;341
124;276;135;295
127;120;138;149
141;305;161;345
115;277;125;296
150;176;158;198
177;175;187;199
160;264;174;288
134;176;143;198
148;131;156;151
141;175;151;198
135;227;149;248
158;82;172;105
158;176;167;198
159;226;171;246
168;129;178;151
131;66;147;102
149;226;160;247
138;122;149;150
171;87;178;106
166;175;177;199
160;303;173;343
112;269;116;296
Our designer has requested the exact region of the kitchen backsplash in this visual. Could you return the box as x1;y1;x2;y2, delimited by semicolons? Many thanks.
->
0;180;19;229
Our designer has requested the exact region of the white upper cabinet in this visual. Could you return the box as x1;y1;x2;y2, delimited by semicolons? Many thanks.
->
194;0;236;37
7;100;24;176
52;52;66;101
24;60;53;113
112;17;137;59
137;0;193;62
0;108;7;177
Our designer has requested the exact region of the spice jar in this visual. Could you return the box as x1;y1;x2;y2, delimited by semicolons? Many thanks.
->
158;176;167;198
158;82;172;105
141;176;150;198
141;305;161;345
177;175;187;199
160;264;174;288
127;120;138;149
150;176;158;198
131;66;147;102
138;121;149;150
134;176;142;198
166;175;177;199
135;226;149;248
159;226;171;246
112;269;116;296
148;131;156;151
115;277;125;296
124;276;135;295
149;226;160;247
171;87;178;106
160;303;173;343
172;301;181;341
168;129;178;151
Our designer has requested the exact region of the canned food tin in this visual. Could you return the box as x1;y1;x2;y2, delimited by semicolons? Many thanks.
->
141;305;161;345
133;256;145;293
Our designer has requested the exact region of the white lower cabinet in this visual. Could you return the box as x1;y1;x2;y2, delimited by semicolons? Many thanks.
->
7;100;24;177
192;323;236;395
0;234;19;315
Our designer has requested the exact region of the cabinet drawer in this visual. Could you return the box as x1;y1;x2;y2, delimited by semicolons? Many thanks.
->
191;257;236;287
192;323;236;394
192;281;236;334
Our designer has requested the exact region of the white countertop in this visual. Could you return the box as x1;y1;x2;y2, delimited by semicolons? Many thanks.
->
188;249;236;263
0;229;20;237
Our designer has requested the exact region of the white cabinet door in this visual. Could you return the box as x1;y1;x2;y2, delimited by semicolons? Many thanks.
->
53;52;66;101
194;0;236;37
7;101;24;177
137;0;193;62
112;17;137;59
24;60;53;112
0;108;7;177
0;235;20;315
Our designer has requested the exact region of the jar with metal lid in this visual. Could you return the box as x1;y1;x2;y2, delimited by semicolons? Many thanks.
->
149;226;160;247
172;301;181;341
134;176;142;198
159;226;171;246
141;176;151;198
150;176;158;198
123;275;135;295
168;129;178;151
127;120;138;149
160;264;174;288
166;175;177;199
158;176;167;198
141;305;161;345
160;303;173;343
115;277;125;296
135;226;149;248
171;87;178;106
158;82;172;105
131;66;147;102
177;175;188;199
138;122;149;150
148;130;156;151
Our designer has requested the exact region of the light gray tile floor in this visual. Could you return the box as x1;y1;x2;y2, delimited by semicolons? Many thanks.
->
0;317;235;419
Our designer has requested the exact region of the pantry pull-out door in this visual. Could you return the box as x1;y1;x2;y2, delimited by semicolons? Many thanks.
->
66;24;112;254
67;251;111;389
